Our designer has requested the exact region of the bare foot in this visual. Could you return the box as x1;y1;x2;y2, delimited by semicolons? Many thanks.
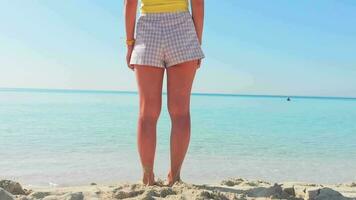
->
142;172;156;186
166;171;182;187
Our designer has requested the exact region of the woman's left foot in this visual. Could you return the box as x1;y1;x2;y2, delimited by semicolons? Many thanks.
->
166;171;182;187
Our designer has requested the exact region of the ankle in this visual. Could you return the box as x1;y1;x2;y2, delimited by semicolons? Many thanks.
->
142;165;154;173
143;171;154;178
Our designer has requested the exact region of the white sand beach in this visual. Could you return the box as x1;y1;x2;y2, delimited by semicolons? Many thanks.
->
1;178;356;200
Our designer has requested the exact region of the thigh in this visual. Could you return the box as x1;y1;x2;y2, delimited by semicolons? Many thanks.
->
166;60;199;113
135;65;165;114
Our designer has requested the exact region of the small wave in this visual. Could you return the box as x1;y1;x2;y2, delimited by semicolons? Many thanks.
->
49;182;59;187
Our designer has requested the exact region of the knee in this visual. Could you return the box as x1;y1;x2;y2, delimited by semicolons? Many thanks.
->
138;95;162;122
139;107;161;123
168;102;190;120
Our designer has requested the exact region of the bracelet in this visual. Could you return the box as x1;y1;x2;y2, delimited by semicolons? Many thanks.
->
126;39;135;46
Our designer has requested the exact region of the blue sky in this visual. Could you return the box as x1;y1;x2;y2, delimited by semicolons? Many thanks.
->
0;0;355;97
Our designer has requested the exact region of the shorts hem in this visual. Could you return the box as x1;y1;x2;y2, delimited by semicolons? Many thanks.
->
130;62;165;68
166;55;205;68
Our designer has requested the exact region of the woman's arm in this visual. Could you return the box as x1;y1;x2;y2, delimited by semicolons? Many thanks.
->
124;0;138;42
124;0;138;70
190;0;204;45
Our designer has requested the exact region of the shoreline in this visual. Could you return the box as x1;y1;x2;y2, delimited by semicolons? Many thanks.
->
1;178;356;200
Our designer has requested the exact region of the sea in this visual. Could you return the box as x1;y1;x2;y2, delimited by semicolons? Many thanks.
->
1;88;356;187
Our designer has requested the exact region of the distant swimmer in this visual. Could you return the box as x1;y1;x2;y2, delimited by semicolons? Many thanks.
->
287;97;291;101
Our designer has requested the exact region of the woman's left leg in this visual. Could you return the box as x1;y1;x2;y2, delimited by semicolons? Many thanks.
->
166;59;199;186
134;65;165;185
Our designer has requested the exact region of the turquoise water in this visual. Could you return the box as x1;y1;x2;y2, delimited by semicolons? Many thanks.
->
1;89;356;187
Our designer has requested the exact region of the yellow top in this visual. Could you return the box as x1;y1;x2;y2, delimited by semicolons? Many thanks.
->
140;0;189;13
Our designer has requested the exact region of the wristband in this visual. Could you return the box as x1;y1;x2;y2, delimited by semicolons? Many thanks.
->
126;39;135;46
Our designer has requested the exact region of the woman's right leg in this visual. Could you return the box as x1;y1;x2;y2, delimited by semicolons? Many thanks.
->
166;60;199;186
134;65;165;185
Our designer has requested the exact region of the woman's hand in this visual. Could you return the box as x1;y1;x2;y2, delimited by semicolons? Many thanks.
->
126;45;135;71
191;0;204;69
124;0;138;71
197;59;202;68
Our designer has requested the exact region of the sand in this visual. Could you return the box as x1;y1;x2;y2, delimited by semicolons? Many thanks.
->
1;178;356;200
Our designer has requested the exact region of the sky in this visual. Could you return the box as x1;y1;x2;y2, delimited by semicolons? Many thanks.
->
0;0;356;97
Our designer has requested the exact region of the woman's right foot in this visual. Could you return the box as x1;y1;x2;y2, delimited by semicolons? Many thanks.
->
142;172;156;186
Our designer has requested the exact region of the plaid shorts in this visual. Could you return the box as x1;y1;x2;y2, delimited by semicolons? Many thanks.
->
129;11;205;68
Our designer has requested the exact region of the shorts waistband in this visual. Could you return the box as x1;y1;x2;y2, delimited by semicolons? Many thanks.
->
139;11;190;20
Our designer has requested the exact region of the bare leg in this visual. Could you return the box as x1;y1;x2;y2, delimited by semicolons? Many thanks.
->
134;65;165;185
166;60;199;186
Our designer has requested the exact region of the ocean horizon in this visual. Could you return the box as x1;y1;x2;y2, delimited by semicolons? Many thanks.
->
1;87;356;100
1;88;356;187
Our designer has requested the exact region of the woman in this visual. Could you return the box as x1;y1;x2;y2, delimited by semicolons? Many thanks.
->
124;0;205;186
